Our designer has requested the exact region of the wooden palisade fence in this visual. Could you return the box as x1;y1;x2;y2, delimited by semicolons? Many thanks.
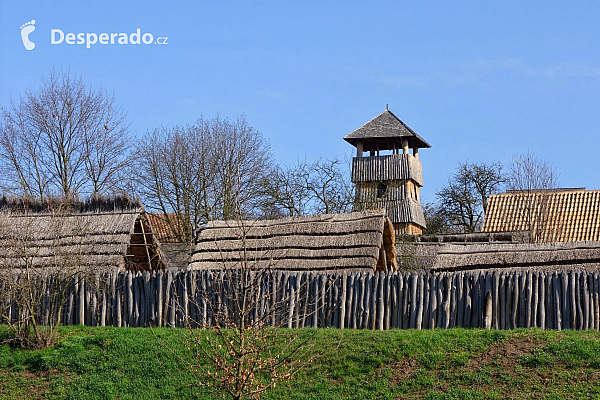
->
2;269;600;330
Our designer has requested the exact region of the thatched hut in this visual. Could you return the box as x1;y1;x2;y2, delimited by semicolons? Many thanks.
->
0;208;164;271
189;209;397;272
430;241;600;272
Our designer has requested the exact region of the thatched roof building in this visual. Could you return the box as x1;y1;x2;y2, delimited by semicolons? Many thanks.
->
483;188;600;242
0;208;163;271
189;209;397;272
429;241;600;272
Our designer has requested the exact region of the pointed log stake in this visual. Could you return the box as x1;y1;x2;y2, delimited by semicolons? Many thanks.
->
397;273;404;329
370;273;378;330
499;273;506;330
376;273;384;331
415;273;424;330
593;271;600;330
582;273;590;330
492;272;500;329
525;271;532;328
456;272;464;328
539;272;545;330
569;272;577;330
553;273;562;331
531;272;538;328
156;271;163;327
442;274;451;329
421;274;429;329
463;274;472;328
484;291;492;329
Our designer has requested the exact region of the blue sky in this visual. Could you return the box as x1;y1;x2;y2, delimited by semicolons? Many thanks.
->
2;1;600;203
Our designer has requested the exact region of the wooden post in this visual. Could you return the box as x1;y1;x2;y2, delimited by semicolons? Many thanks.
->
415;273;424;330
78;277;86;325
456;272;464;328
391;274;398;328
404;274;412;329
569;272;577;330
351;273;360;329
517;272;525;328
499;273;506;330
376;272;384;331
553;273;562;331
370;273;378;330
525;271;532;328
470;272;480;329
164;271;172;327
156;271;164;327
362;274;370;329
539;272;546;330
463;274;472;328
492;272;500;329
582;273;590;330
143;271;151;327
592;271;600;330
115;274;122;327
427;273;436;329
546;273;554;329
484;291;492;329
385;273;392;330
397;273;405;329
422;273;430;329
449;273;458;328
442;274;451;329
531;272;538;328
287;274;296;329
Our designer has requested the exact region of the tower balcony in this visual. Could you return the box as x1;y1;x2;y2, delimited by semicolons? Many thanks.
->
351;154;423;186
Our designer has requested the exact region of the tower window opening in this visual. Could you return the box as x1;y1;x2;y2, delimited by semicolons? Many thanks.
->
377;181;387;198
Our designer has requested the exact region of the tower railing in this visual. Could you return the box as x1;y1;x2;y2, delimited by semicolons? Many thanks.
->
351;153;423;186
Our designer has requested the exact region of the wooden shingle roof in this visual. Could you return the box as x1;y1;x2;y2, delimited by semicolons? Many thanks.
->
344;109;431;149
482;189;600;242
147;213;184;243
189;210;397;271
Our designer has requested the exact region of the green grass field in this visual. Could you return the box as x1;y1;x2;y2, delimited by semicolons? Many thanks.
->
1;325;600;399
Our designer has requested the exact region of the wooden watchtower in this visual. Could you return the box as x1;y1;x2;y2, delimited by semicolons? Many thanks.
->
344;108;430;235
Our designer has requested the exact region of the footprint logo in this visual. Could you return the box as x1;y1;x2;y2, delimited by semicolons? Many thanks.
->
20;20;36;50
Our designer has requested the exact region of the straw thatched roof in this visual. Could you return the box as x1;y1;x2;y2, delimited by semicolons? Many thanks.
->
189;209;397;271
482;188;600;242
429;241;600;272
344;109;430;150
0;209;163;271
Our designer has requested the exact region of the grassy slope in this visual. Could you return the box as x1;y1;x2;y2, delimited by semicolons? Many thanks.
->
1;326;600;399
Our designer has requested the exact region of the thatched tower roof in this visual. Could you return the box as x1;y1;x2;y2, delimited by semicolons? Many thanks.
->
483;188;600;242
0;208;163;271
189;210;397;272
344;109;430;150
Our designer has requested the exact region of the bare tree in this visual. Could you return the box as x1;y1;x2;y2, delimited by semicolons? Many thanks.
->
0;205;93;348
436;161;506;233
260;164;311;217
0;69;131;201
260;157;354;218
422;202;455;234
154;213;328;400
507;151;560;242
134;115;274;242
